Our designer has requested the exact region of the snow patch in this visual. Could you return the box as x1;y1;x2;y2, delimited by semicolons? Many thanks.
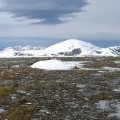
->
112;88;120;93
96;100;110;111
114;61;120;64
11;65;20;68
76;84;86;88
76;84;86;92
103;67;120;72
109;102;120;119
0;108;5;114
31;59;80;70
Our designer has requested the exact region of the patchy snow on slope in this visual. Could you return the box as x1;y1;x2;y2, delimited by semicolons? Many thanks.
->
114;61;120;64
96;100;110;111
109;102;120;119
112;88;120;93
20;49;44;57
102;67;120;72
95;46;120;56
76;84;86;88
0;108;5;114
31;59;80;70
96;100;120;119
0;46;44;58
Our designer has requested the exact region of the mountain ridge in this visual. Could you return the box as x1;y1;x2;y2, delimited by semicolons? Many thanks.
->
0;39;120;57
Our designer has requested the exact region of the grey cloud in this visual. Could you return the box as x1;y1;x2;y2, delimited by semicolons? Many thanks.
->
0;0;88;24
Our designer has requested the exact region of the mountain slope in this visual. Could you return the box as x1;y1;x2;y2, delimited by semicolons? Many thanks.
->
95;46;120;56
0;46;44;58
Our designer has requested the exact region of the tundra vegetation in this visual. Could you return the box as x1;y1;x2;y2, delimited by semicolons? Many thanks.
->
0;57;120;120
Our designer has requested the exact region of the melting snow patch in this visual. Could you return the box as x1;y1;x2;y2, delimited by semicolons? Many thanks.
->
114;61;120;64
0;108;5;114
16;90;27;94
31;59;80;70
90;73;102;76
95;100;110;111
109;102;120;119
98;70;106;73
103;67;120;72
81;68;99;71
112;88;120;93
76;84;86;92
11;65;20;68
76;84;86;88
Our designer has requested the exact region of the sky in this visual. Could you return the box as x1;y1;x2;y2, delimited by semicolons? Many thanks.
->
0;0;120;40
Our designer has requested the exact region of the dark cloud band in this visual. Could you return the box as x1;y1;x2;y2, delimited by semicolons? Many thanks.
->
0;0;88;24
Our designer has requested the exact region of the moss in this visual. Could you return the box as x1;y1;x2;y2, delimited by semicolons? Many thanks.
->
75;96;88;103
0;67;33;80
103;72;120;79
99;92;111;100
0;86;15;96
90;92;112;101
17;84;36;91
6;105;35;120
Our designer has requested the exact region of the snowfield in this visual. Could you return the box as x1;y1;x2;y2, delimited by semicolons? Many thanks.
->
31;59;80;70
0;39;120;57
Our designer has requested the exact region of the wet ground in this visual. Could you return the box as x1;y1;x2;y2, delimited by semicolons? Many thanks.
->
0;57;120;120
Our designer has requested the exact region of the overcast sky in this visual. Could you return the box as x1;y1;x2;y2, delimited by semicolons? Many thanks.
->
0;0;120;40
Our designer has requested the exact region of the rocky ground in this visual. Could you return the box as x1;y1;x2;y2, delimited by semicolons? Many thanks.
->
0;57;120;120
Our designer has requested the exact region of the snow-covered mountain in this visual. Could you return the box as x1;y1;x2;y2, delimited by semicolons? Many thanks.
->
0;46;44;57
0;39;120;57
13;46;44;51
43;39;99;56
